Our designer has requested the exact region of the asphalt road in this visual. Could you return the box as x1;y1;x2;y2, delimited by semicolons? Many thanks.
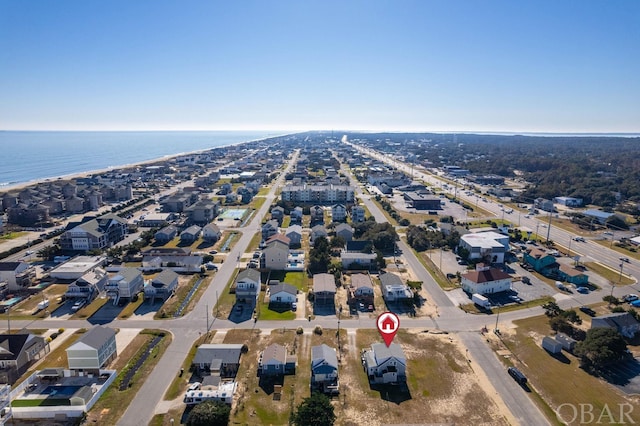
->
6;146;639;425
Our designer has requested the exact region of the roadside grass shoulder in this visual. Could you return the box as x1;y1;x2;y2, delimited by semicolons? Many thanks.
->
87;329;172;425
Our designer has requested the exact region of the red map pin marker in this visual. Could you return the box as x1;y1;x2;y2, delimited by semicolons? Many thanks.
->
377;312;400;347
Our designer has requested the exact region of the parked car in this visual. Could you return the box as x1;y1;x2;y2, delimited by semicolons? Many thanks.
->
507;367;527;385
576;287;589;294
188;382;201;391
623;294;639;303
631;300;640;308
71;299;86;312
291;302;297;311
579;306;596;316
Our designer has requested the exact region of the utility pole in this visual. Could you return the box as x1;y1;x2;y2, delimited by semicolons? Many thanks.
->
546;211;552;242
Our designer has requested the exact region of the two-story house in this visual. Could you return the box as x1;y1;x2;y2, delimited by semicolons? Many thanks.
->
235;269;260;305
311;344;339;395
0;332;50;384
362;343;407;385
105;268;144;305
59;214;128;251
66;325;117;374
0;262;35;291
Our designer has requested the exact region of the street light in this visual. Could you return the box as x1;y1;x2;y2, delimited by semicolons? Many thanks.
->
618;263;624;284
337;305;343;361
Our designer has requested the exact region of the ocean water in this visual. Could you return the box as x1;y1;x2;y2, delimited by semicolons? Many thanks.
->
0;131;280;189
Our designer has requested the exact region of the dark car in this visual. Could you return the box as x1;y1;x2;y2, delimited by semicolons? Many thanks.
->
579;306;596;316
508;367;527;385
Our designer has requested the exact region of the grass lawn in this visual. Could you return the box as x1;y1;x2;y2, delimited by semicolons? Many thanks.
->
266;271;309;292
0;231;27;240
257;291;295;321
281;216;291;228
497;315;640;425
156;274;209;319
459;296;554;314
5;284;67;318
213;273;238;319
86;329;172;425
118;294;145;319
256;187;269;196
251;197;267;211
584;261;635;286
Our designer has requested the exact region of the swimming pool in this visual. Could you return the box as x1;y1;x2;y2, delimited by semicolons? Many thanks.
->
42;385;82;398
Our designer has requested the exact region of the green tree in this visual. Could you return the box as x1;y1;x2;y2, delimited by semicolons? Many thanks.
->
575;328;628;372
291;392;336;426
186;400;230;426
542;301;562;317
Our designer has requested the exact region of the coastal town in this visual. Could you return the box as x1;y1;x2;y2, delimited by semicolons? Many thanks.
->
0;132;639;425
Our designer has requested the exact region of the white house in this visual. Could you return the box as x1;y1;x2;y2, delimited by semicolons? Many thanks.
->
105;268;144;305
0;262;35;291
459;231;509;264
380;272;412;302
460;264;512;294
362;343;407;385
202;223;222;242
331;204;347;222
268;283;297;305
235;269;260;304
66;326;117;372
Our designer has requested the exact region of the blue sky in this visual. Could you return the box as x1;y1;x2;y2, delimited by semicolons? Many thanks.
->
1;0;638;132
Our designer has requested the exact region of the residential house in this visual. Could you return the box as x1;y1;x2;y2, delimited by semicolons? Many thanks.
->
523;248;558;276
268;283;297;305
362;343;407;385
202;223;222;242
144;269;179;303
180;225;202;243
341;252;377;270
350;273;374;305
290;206;303;224
313;273;336;306
351;205;366;222
262;240;289;270
270;206;286;224
311;344;339;394
310;225;328;246
155;225;178;243
0;262;35;291
258;343;297;377
262;219;279;241
557;264;589;286
186;200;220;224
380;272;412;302
140;213;174;228
459;231;509;264
161;193;195;213
285;225;303;247
105;268;144;305
310;205;325;223
192;344;243;377
335;223;354;242
460;264;512;295
331;204;347;222
265;233;291;247
59;214;128;251
235;269;260;304
66;326;117;373
0;332;50;384
345;240;373;253
65;267;109;300
591;312;640;339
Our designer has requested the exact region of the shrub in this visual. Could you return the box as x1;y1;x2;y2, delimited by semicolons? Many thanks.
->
58;328;65;334
313;326;323;335
296;327;304;335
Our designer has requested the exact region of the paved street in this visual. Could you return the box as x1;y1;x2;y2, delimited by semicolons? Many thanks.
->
4;145;639;425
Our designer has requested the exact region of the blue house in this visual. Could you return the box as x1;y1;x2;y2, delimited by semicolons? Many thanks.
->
523;247;557;275
557;264;589;286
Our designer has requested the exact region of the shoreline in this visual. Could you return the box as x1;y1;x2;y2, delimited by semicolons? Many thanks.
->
0;133;293;194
